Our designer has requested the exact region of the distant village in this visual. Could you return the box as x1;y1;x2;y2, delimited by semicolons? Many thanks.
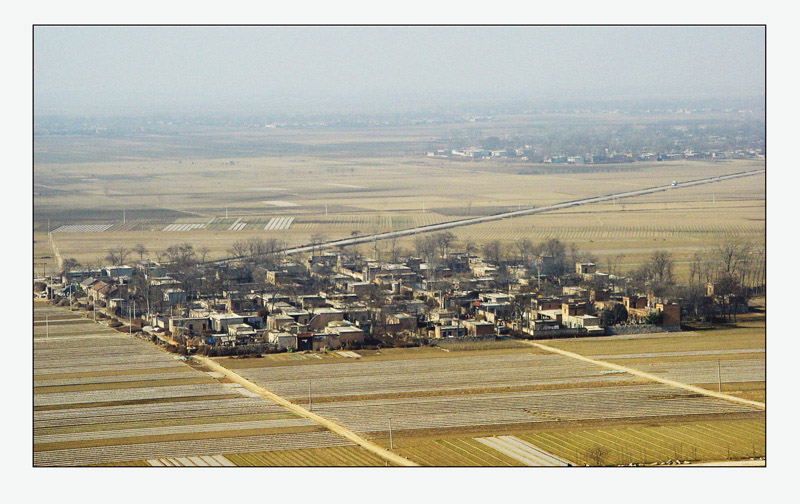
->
34;234;761;356
426;146;765;164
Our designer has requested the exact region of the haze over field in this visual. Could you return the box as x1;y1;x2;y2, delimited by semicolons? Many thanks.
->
34;26;765;116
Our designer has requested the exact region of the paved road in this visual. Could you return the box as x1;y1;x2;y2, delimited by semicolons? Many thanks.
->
208;168;764;264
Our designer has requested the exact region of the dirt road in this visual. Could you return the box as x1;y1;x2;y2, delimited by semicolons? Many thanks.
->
521;340;766;411
193;356;419;467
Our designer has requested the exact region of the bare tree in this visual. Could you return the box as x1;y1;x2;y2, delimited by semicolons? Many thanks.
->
133;243;148;262
433;231;457;259
105;246;130;266
482;240;503;264
515;238;534;265
198;246;210;263
586;445;610;466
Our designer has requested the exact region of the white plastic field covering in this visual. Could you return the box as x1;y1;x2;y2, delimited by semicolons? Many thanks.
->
263;217;294;230
148;455;235;467
591;348;766;360
34;431;352;467
619;358;765;385
162;223;206;232
476;436;571;466
229;220;247;231
309;384;756;435
264;200;299;207
33;303;350;467
36;418;315;445
52;224;113;233
34;397;286;428
237;353;641;400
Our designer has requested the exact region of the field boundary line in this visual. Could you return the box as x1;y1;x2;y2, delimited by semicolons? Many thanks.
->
520;341;766;411
192;356;418;467
48;232;63;270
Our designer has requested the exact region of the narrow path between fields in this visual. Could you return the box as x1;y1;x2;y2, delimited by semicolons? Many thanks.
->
520;340;766;411
48;232;63;270
192;356;419;467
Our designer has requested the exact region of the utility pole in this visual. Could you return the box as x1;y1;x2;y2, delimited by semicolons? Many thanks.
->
308;380;312;411
46;314;49;339
389;417;393;450
129;304;132;336
93;300;96;322
717;360;722;393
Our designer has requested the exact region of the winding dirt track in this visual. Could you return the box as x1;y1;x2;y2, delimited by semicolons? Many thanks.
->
521;340;766;411
193;356;419;467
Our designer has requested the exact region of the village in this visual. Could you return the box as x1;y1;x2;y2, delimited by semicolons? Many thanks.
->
33;232;757;356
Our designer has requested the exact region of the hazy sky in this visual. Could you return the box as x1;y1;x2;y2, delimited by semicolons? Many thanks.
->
34;26;765;115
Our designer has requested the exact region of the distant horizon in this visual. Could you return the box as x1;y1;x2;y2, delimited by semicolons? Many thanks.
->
34;26;765;117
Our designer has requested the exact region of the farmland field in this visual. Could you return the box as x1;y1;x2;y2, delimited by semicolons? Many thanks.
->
387;417;764;466
33;124;763;280
212;320;765;466
32;301;363;466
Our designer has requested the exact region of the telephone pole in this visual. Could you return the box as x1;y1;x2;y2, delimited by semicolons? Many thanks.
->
389;417;393;450
717;360;722;393
45;314;49;339
308;380;312;411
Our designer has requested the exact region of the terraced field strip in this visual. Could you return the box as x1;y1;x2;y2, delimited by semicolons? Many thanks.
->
514;417;765;466
195;355;418;467
34;397;287;428
163;223;206;232
34;431;352;466
229;220;247;231
522;340;766;411
476;436;571;466
310;384;753;434
393;438;525;466
52;224;113;233
264;217;294;230
609;358;765;386
591;348;765;360
237;352;641;401
227;445;391;466
148;455;235;466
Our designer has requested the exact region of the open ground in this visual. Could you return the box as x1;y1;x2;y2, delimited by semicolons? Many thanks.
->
34;124;763;281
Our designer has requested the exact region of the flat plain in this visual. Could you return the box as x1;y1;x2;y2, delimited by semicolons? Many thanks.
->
34;125;764;281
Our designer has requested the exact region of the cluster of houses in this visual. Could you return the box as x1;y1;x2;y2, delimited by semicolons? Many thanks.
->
34;243;699;356
426;146;765;164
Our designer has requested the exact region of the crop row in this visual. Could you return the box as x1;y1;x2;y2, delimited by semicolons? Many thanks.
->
34;431;353;467
34;397;285;428
310;384;755;435
238;352;637;400
515;418;765;466
34;383;236;407
395;438;525;467
34;370;197;388
227;445;388;467
627;358;765;385
35;418;315;445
